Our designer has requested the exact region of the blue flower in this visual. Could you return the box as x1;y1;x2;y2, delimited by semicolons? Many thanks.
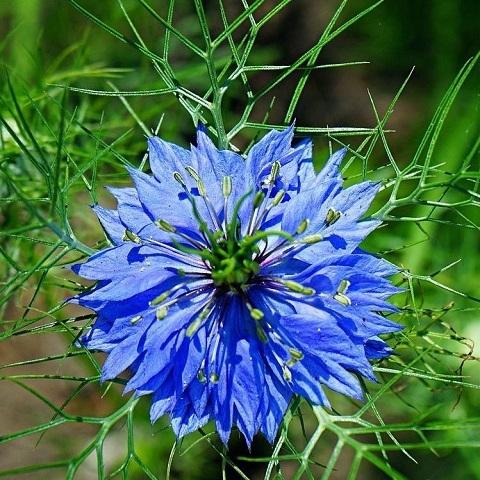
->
72;126;402;445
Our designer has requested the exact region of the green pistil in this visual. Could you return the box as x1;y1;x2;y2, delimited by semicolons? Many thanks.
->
158;170;299;293
210;237;260;289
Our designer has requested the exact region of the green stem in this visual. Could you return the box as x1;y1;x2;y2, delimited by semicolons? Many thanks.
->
193;0;228;149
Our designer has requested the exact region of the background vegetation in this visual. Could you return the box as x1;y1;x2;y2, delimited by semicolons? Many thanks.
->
0;1;479;478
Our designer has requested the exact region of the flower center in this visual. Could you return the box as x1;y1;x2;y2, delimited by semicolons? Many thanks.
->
209;237;260;291
162;165;306;293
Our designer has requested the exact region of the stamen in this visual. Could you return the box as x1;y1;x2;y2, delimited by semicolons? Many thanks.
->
300;234;323;244
185;166;201;182
197;179;207;197
197;369;207;383
170;172;215;247
247;306;264;321
149;291;170;306
130;315;142;324
282;364;292;382
149;282;206;322
337;279;351;294
288;347;303;360
256;325;268;343
265;161;281;185
253;191;265;208
204;196;223;233
149;276;209;311
222;175;232;229
150;285;213;313
141;236;207;268
258;229;323;266
123;229;141;244
276;279;315;296
186;302;214;337
250;161;285;233
256;241;292;266
155;218;207;250
241;294;268;342
246;191;265;235
333;279;351;306
173;171;186;187
333;292;351;306
222;176;232;198
325;208;341;226
249;161;281;235
251;189;287;236
272;189;285;206
185;165;223;232
155;219;176;233
296;219;309;234
156;306;168;320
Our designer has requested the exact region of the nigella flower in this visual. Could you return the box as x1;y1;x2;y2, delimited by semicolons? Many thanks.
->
71;125;402;445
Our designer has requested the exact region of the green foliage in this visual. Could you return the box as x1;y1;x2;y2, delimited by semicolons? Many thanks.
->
0;1;479;478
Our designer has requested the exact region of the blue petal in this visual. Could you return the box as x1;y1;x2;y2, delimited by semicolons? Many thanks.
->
148;136;191;183
312;147;347;189
246;125;294;181
324;306;403;339
125;294;211;392
256;138;311;190
150;376;176;422
81;312;154;351
189;378;209;419
282;147;346;230
107;187;150;231
77;268;180;303
260;372;292;443
72;244;184;280
127;166;205;235
101;327;148;381
328;181;381;224
365;337;394;359
291;265;401;299
291;252;399;279
281;175;339;235
291;220;382;261
92;205;125;245
170;400;210;438
282;162;378;240
230;338;265;445
275;310;368;368
194;128;247;214
174;325;208;390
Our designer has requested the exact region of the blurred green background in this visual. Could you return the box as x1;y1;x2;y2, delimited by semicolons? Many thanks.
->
1;1;479;479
